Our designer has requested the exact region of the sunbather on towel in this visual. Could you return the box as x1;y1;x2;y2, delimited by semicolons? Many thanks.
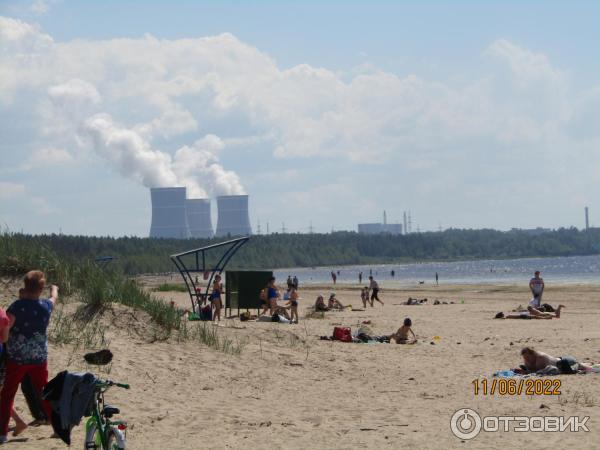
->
513;347;592;374
495;304;565;320
389;317;417;344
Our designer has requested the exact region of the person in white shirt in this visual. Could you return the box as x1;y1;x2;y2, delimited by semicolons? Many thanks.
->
368;276;384;306
528;270;544;309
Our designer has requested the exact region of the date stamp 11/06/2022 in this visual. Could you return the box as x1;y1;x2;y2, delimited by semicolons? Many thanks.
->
472;378;561;396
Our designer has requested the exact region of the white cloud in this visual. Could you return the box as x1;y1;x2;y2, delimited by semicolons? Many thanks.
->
29;0;50;16
1;15;599;232
0;182;26;199
22;147;73;170
48;79;101;105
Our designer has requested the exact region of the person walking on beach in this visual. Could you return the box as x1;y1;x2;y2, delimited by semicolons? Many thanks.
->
435;272;439;285
529;271;544;308
0;271;56;443
369;276;384;305
358;272;363;284
331;271;337;285
292;275;299;289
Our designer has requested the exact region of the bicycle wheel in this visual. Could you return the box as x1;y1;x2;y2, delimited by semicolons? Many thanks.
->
107;427;126;450
84;422;102;449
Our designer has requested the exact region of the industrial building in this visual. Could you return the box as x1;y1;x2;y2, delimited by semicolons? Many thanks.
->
149;189;251;239
215;195;252;237
186;198;213;238
358;210;403;235
149;187;191;239
358;223;403;235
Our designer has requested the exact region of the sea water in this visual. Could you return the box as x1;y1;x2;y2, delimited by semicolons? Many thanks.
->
274;254;600;286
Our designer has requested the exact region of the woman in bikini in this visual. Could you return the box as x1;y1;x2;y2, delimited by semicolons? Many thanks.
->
211;274;223;322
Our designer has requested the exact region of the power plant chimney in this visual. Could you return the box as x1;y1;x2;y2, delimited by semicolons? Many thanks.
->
585;206;590;231
215;195;252;237
403;211;408;235
149;187;190;239
383;210;387;225
186;198;213;238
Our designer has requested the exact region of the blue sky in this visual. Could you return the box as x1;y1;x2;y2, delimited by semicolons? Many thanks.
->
1;1;599;236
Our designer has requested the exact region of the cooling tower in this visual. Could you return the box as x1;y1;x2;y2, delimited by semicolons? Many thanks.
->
215;195;252;237
149;187;190;239
186;198;213;238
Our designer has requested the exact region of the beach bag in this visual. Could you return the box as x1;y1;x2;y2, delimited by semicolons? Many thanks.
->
200;305;212;321
557;356;578;374
333;327;352;342
22;374;47;421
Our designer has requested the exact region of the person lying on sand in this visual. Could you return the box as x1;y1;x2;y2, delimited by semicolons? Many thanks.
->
389;318;417;344
513;347;593;374
404;297;427;305
495;304;564;319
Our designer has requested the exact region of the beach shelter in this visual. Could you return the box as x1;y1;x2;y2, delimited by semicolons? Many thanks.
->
170;237;249;314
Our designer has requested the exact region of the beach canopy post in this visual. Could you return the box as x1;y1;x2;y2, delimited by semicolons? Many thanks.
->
170;237;250;314
94;256;116;270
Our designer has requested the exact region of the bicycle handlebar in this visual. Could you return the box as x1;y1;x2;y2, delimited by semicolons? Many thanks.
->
96;379;130;390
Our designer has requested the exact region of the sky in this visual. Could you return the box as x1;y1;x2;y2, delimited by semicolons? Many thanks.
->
1;0;599;236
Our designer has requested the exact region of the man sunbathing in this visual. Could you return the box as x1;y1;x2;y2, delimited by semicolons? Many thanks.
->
514;347;592;374
389;318;417;344
495;304;565;319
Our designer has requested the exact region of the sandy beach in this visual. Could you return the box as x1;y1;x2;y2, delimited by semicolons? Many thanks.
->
0;278;599;449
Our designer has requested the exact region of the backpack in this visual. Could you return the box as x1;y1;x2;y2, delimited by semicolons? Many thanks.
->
333;327;352;342
200;305;212;321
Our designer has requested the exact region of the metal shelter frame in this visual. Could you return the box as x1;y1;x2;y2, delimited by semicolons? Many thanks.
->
94;256;116;270
170;237;250;314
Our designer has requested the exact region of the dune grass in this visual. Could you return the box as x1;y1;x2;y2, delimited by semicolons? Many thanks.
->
153;283;188;293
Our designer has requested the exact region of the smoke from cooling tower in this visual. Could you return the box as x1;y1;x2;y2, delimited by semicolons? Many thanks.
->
84;113;245;198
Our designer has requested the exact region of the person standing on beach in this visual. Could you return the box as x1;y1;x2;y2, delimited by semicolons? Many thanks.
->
286;275;293;290
211;274;223;322
369;276;384;305
331;271;337;285
435;272;439;285
292;275;299;290
0;271;56;443
267;277;280;315
529;271;544;308
358;272;362;284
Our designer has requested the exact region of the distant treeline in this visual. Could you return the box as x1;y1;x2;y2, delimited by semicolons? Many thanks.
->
2;228;600;275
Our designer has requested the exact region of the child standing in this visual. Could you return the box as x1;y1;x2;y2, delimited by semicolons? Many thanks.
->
0;270;56;443
360;287;370;308
285;287;299;324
